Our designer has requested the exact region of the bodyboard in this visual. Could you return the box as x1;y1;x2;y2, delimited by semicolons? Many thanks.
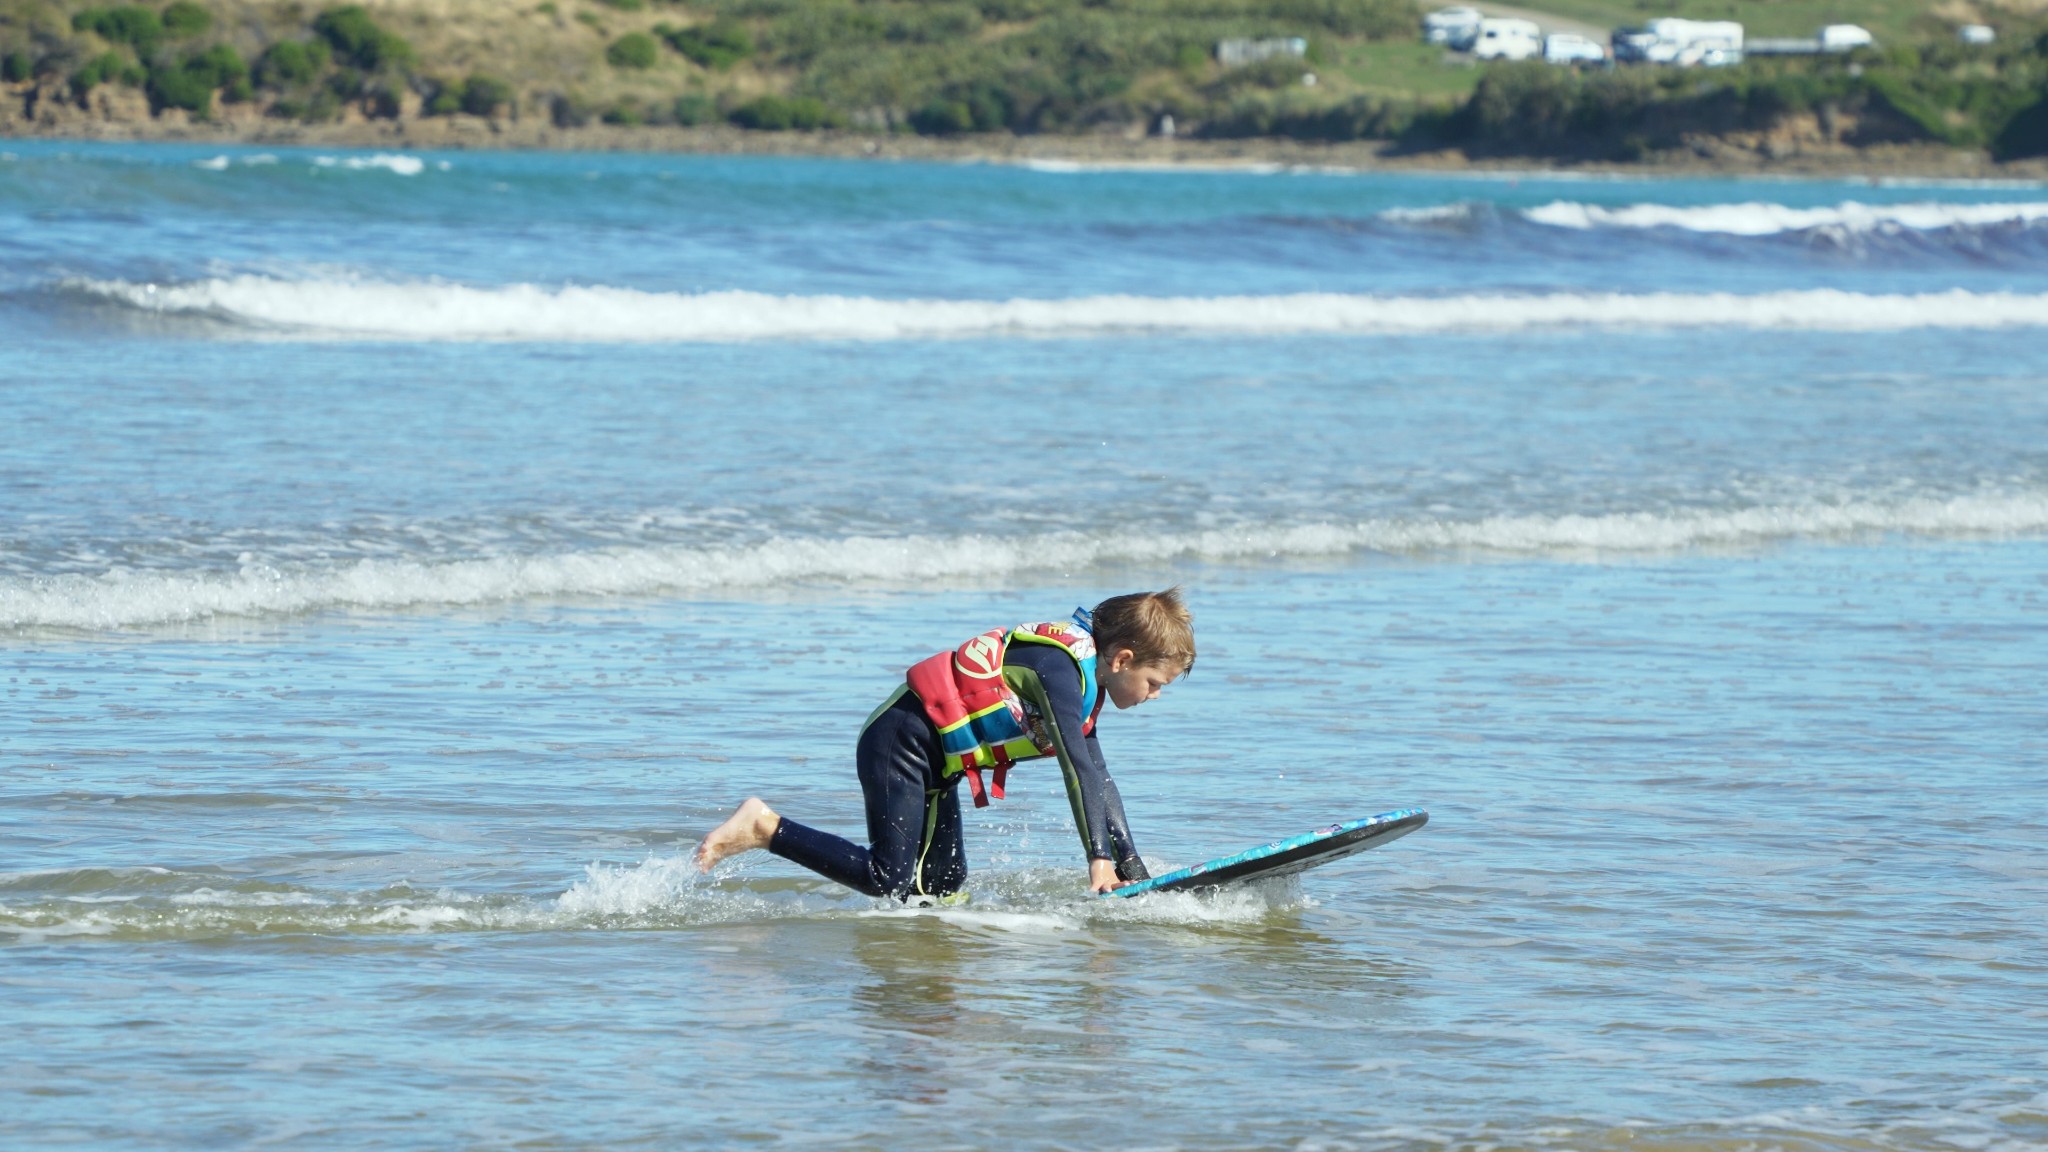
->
1105;808;1427;898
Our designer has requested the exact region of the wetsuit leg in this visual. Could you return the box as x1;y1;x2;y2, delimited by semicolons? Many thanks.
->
914;781;966;898
767;694;962;899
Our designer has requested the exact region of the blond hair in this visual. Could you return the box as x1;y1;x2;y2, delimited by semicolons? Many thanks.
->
1091;587;1195;673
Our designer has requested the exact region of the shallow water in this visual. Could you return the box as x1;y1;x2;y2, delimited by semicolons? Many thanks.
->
3;143;2046;1150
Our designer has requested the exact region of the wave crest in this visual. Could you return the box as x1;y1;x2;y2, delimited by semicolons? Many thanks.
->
62;275;2048;341
6;493;2044;629
1521;199;2048;236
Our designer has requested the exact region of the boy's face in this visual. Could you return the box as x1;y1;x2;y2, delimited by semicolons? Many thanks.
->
1101;649;1182;710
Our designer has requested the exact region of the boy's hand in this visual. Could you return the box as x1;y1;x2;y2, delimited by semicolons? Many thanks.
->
1089;858;1129;893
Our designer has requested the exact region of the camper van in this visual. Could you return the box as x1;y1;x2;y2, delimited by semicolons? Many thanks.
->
1819;24;1874;52
1423;6;1483;51
1612;18;1743;65
1544;33;1607;65
1473;17;1542;60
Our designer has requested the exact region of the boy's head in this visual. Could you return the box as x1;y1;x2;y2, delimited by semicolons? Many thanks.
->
1091;587;1195;709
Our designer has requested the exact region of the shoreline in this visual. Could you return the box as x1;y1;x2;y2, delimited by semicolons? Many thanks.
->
8;97;2048;181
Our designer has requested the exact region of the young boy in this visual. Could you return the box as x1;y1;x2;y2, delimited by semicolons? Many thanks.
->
695;588;1195;898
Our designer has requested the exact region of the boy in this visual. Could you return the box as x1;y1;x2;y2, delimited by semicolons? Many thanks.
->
695;588;1195;898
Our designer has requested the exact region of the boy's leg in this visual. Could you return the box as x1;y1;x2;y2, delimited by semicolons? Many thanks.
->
912;782;967;898
767;699;954;899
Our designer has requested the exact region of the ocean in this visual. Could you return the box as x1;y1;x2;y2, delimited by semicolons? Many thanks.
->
2;141;2045;1150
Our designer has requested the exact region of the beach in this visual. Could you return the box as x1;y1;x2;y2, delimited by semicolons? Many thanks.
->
4;142;2046;1149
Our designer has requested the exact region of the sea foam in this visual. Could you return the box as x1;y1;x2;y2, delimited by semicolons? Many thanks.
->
312;153;428;176
6;492;2044;629
1521;199;2048;235
68;275;2048;341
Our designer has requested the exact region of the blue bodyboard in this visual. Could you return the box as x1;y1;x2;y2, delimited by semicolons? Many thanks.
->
1106;808;1428;898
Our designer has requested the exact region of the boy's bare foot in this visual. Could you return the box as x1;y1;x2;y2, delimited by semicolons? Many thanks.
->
695;797;781;872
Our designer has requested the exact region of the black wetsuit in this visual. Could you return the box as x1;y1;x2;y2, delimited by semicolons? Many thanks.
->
768;641;1149;899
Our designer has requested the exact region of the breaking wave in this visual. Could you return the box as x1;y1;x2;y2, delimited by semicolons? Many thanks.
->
7;492;2045;629
1520;198;2048;236
0;857;1278;941
62;275;2048;341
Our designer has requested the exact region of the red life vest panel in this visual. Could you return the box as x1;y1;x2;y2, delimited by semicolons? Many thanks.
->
904;615;1101;807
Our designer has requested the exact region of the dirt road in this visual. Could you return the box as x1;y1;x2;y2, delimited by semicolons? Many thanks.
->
1470;2;1612;40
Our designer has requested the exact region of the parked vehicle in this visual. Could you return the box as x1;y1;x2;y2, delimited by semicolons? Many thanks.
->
1544;33;1607;65
1611;26;1658;62
1473;17;1542;61
1423;6;1483;51
1819;24;1873;52
1959;23;1995;45
1611;18;1743;66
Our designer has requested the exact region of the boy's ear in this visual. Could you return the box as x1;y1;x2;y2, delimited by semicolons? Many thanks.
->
1106;647;1136;673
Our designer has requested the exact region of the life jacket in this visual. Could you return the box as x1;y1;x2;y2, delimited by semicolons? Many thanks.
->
904;609;1102;808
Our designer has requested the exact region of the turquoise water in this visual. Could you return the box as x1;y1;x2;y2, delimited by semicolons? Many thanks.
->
3;142;2046;1150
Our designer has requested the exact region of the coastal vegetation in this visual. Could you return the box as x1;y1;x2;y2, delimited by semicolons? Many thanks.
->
3;0;2047;162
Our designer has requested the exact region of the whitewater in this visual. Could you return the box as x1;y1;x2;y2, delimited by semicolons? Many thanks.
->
1521;197;2048;235
70;275;2048;340
8;491;2047;629
4;144;2046;1152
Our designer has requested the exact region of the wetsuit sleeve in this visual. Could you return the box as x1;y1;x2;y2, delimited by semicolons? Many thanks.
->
1005;643;1135;868
1092;734;1150;882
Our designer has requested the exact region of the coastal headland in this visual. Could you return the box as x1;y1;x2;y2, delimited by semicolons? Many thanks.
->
6;0;2048;179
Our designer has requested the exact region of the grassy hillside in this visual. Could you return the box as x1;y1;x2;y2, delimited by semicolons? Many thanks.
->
1503;0;1962;44
3;0;2047;162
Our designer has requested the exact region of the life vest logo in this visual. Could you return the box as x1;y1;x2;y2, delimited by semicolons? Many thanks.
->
954;632;1005;680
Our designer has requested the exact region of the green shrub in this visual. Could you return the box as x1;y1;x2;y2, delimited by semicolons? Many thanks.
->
1995;94;2048;159
597;0;645;9
673;92;716;124
550;93;591;126
68;51;126;98
607;32;659;69
908;83;1010;133
658;20;754;69
255;40;330;88
1202;91;1419;141
729;93;841;130
274;87;343;121
192;44;248;87
143;43;250;115
314;6;414;72
3;50;33;83
71;6;162;57
425;78;463;115
462;73;511;115
161;1;211;38
883;3;980;44
147;61;212;114
602;99;644;124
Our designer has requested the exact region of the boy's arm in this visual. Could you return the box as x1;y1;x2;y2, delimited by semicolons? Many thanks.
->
1004;645;1126;870
1091;734;1150;882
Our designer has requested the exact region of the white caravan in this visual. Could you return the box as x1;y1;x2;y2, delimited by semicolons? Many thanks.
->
1473;18;1542;61
1544;33;1607;65
1819;24;1874;52
1615;18;1744;66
